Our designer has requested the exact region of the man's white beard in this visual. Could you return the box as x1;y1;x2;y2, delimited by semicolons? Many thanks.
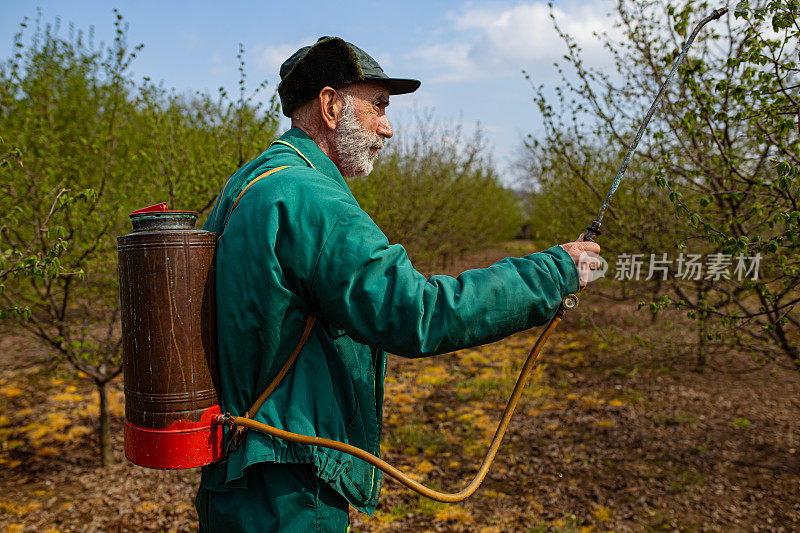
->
333;95;385;178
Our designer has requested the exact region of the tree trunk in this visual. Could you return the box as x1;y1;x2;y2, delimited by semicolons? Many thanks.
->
696;288;708;370
650;278;662;324
770;317;799;365
97;379;113;467
697;317;707;370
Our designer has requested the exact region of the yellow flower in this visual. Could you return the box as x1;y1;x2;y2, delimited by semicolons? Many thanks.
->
0;386;23;398
593;505;613;522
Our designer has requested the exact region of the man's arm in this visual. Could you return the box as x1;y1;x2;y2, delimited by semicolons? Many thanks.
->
305;203;587;358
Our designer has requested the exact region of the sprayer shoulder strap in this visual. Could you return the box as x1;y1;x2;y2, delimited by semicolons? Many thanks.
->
221;165;291;232
245;315;316;420
228;314;316;452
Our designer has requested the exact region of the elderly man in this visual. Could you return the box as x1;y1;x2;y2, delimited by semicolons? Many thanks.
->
196;36;599;532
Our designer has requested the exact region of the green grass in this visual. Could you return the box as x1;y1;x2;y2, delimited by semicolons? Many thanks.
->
387;423;446;454
416;495;448;516
529;512;585;533
668;469;707;494
732;417;752;429
455;376;513;401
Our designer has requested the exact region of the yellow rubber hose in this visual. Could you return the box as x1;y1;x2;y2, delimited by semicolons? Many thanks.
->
224;308;564;502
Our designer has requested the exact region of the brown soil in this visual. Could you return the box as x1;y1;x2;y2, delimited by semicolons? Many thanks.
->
1;243;798;532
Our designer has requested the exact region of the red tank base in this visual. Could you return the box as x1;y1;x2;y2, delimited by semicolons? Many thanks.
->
124;404;224;469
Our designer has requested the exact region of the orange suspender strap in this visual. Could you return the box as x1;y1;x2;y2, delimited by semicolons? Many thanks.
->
218;165;317;449
245;315;317;420
221;165;290;232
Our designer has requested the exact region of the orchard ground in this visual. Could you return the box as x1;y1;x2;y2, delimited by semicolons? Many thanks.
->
1;242;798;532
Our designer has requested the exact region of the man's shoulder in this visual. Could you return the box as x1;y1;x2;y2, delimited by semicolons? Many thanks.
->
244;164;344;201
244;156;356;210
220;133;362;225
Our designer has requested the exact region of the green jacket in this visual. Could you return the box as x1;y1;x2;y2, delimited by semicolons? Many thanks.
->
200;128;579;514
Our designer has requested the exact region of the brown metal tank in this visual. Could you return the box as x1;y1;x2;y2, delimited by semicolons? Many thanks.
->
118;204;222;469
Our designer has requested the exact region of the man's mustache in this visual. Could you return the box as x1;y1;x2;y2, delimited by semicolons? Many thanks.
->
372;135;386;151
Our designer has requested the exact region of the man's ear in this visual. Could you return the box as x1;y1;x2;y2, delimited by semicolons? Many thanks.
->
319;86;342;131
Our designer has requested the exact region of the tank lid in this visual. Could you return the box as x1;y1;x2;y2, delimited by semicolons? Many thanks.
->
129;203;198;232
131;202;169;215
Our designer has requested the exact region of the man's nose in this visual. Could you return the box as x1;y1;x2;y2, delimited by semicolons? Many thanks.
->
377;114;393;139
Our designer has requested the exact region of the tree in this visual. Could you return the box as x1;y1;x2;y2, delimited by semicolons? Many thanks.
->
521;0;798;365
0;12;280;465
0;141;94;319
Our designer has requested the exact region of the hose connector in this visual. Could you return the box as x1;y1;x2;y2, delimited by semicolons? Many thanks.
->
556;294;579;318
562;294;579;310
212;412;236;428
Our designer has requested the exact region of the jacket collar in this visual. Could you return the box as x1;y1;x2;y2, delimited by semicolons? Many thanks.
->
273;128;346;185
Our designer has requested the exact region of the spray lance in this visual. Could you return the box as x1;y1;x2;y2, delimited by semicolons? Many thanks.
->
583;6;729;243
117;7;727;502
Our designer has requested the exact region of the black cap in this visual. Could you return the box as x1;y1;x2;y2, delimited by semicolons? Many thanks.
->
277;36;421;117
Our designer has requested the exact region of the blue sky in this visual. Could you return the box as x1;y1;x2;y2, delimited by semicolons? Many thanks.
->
0;0;618;181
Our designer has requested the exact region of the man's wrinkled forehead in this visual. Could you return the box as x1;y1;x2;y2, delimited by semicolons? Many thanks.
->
341;81;390;105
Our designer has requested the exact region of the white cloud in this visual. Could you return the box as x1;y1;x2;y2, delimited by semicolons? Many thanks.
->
179;30;201;51
410;1;619;83
409;42;474;83
210;51;231;76
253;38;315;77
375;52;394;70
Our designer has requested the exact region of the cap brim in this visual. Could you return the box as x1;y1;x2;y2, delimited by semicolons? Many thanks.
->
382;78;421;95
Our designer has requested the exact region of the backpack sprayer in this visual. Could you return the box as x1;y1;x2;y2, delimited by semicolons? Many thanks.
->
118;7;727;500
118;203;223;469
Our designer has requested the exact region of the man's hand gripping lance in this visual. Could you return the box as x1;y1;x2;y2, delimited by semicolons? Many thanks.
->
217;7;728;502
